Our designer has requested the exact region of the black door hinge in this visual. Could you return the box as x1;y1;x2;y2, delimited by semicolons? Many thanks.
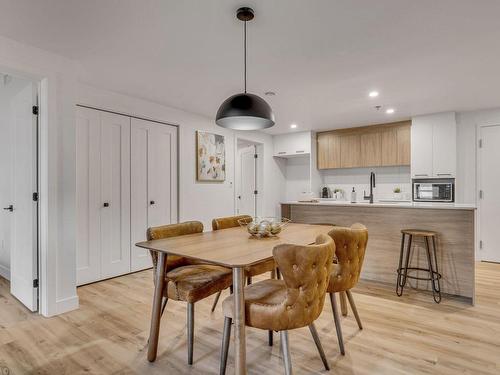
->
33;192;38;202
33;279;39;288
254;154;258;159
254;190;258;195
32;106;39;115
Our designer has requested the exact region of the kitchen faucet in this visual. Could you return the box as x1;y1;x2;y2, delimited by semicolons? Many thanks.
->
364;171;376;204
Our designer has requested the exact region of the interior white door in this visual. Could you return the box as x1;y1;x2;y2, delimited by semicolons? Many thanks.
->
131;118;177;272
10;83;38;311
479;124;500;263
100;112;131;279
237;146;257;217
76;107;101;285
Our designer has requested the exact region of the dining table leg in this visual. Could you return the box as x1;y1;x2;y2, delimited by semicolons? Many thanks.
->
147;252;167;362
233;267;247;374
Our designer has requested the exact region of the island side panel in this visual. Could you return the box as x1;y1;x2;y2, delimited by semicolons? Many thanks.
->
288;204;474;301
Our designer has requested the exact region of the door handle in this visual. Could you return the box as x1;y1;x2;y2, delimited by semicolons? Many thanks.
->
150;200;155;205
238;195;241;199
103;202;109;207
3;205;13;212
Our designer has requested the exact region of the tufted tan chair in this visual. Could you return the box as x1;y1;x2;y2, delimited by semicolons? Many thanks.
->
219;234;335;374
327;223;368;355
210;215;278;313
147;221;233;365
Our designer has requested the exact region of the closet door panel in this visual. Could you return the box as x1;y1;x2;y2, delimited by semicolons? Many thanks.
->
130;121;151;271
100;112;131;279
76;107;101;285
130;119;178;272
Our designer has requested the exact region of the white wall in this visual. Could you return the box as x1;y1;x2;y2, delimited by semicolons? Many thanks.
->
0;35;78;316
77;84;283;230
322;166;412;201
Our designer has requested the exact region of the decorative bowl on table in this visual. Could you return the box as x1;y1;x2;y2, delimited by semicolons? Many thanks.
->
238;217;291;237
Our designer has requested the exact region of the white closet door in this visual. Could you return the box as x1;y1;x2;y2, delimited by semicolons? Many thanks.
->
76;107;101;285
100;112;131;279
131;118;177;272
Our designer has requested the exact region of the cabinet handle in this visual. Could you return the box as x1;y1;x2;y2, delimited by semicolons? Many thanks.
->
278;151;286;155
437;173;452;176
150;200;155;205
3;205;13;212
103;202;109;207
414;174;428;177
296;150;305;153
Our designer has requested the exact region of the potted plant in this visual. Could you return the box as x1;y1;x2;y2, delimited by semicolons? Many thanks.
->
333;188;343;200
393;187;402;200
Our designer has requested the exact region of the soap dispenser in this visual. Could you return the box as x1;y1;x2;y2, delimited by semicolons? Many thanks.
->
350;187;357;203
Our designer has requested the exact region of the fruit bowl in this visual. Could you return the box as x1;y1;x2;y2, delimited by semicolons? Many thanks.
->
238;217;291;237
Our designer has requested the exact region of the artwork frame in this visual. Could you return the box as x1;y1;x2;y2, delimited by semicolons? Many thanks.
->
196;131;226;182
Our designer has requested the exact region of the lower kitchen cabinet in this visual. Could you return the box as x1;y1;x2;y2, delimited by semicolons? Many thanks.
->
76;107;178;285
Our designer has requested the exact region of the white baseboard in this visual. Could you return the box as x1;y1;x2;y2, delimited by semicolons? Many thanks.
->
55;295;79;315
0;264;10;280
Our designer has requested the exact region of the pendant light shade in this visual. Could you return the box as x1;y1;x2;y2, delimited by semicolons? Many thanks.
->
216;93;275;130
215;7;275;130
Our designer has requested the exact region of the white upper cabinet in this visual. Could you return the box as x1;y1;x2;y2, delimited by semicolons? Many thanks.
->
411;112;456;178
273;131;312;157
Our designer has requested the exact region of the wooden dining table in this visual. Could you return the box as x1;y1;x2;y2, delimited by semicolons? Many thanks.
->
136;223;333;374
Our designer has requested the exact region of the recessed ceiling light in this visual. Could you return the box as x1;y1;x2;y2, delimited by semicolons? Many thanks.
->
386;108;395;114
265;91;276;96
369;91;379;98
290;124;297;129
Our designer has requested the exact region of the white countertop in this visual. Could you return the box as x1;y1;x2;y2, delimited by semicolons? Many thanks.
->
282;200;476;210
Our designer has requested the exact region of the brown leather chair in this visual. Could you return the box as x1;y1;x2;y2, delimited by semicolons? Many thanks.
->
327;223;368;355
147;221;233;365
210;215;277;312
219;234;335;374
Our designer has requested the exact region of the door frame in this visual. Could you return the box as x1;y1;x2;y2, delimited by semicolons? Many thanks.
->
476;122;500;262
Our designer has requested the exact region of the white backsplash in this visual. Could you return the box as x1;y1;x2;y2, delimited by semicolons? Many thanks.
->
321;166;411;202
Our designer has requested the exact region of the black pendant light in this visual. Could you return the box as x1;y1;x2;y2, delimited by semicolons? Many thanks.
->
216;7;275;130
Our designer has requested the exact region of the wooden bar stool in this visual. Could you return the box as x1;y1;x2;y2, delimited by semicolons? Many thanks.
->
396;229;442;303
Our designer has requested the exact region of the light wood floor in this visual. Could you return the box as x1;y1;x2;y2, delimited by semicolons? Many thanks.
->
1;262;500;374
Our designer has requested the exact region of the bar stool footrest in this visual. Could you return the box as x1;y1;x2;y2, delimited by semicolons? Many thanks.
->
397;267;442;282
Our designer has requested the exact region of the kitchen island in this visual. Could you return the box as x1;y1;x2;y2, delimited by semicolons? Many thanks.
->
281;201;476;303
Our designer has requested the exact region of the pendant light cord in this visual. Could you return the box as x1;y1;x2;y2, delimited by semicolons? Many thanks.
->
244;20;247;93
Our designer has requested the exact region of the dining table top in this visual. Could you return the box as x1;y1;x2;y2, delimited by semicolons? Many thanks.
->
135;223;334;268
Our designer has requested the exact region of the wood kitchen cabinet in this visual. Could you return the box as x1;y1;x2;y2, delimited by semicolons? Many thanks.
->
317;121;411;170
317;132;340;168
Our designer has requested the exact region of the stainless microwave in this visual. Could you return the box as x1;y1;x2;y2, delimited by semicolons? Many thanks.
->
413;179;454;202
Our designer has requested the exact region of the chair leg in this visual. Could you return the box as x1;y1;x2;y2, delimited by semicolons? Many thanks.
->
268;330;273;346
280;330;293;375
160;297;168;317
276;268;281;280
219;317;232;375
230;285;233;294
247;276;252;285
211;291;222;313
187;302;194;365
340;291;348;316
308;323;330;371
345;290;363;330
329;293;345;355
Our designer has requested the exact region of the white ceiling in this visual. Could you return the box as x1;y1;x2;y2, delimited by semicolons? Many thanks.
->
1;0;500;134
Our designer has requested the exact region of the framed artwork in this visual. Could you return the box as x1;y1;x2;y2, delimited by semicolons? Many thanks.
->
196;131;226;181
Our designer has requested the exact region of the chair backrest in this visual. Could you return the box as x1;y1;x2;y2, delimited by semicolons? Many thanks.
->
212;215;252;231
272;234;335;329
146;221;204;273
327;223;368;291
